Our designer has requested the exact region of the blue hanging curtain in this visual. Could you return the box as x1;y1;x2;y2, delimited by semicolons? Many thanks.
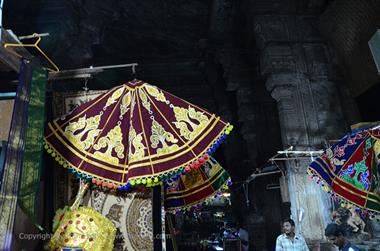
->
0;60;44;250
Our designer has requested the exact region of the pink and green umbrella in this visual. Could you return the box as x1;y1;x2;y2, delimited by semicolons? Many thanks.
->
308;127;380;219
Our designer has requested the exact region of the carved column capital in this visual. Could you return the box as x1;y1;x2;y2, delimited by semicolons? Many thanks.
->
265;73;313;149
260;44;308;76
253;15;294;49
265;73;306;102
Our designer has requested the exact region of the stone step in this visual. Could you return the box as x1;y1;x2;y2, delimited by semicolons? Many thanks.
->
355;240;380;251
355;245;380;251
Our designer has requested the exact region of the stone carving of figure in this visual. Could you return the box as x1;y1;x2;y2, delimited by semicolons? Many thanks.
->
106;204;123;224
346;207;369;235
331;206;369;237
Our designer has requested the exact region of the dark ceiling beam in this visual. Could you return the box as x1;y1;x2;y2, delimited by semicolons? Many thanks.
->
0;28;35;72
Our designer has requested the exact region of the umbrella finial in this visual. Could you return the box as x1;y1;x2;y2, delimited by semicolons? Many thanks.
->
131;63;138;80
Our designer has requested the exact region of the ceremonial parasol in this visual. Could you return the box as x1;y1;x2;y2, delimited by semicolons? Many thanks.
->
307;127;380;219
44;80;233;191
165;157;231;213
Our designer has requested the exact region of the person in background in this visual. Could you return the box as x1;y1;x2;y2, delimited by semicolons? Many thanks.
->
325;223;360;251
275;219;309;251
236;222;249;251
223;222;235;239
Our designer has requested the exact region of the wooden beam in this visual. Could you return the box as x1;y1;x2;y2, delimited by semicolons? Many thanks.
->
0;29;35;73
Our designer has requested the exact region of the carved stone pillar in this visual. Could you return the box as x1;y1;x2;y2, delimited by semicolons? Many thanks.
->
248;2;365;248
214;48;259;176
266;73;332;241
236;86;258;168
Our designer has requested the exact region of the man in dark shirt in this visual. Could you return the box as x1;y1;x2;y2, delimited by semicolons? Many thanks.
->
325;223;360;251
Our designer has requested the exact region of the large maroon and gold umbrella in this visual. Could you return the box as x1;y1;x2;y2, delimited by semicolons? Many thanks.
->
44;80;233;190
165;157;231;213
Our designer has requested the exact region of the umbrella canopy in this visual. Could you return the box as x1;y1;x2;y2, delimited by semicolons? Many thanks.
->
44;80;233;190
165;157;230;213
308;127;380;218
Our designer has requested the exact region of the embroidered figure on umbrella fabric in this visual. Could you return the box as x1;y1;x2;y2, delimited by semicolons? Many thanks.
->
325;148;345;172
339;161;370;191
166;178;180;193
64;114;102;151
373;140;380;195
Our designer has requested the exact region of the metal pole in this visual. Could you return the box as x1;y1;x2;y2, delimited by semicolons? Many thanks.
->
269;157;317;161
18;33;50;40
0;0;4;41
277;150;323;155
89;63;138;71
48;63;139;81
0;92;16;98
246;170;282;183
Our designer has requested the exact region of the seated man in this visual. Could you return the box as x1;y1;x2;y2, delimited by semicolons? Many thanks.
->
236;222;249;251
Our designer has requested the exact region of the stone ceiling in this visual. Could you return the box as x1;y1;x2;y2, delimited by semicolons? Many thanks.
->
4;0;212;68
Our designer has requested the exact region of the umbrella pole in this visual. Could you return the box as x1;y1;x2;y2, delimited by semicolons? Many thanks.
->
167;214;178;251
70;180;89;210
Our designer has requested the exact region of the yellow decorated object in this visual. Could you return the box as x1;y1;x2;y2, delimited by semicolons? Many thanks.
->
47;182;116;251
47;207;116;251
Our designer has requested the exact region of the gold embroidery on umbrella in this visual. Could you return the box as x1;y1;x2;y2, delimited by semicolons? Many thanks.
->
172;106;209;141
130;92;136;114
129;126;146;162
144;84;167;102
105;86;125;108
326;148;345;166
120;92;131;117
374;140;380;156
64;114;101;150
181;169;203;188
205;159;221;176
150;120;179;154
93;125;125;164
138;88;151;113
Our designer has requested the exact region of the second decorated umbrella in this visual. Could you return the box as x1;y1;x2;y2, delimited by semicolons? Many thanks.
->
308;127;380;219
165;157;231;213
44;80;233;190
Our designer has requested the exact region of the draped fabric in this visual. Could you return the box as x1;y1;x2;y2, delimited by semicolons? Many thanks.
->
0;100;14;141
308;128;380;217
44;80;233;190
87;189;154;251
0;141;7;187
19;67;47;224
0;61;34;250
165;157;230;212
